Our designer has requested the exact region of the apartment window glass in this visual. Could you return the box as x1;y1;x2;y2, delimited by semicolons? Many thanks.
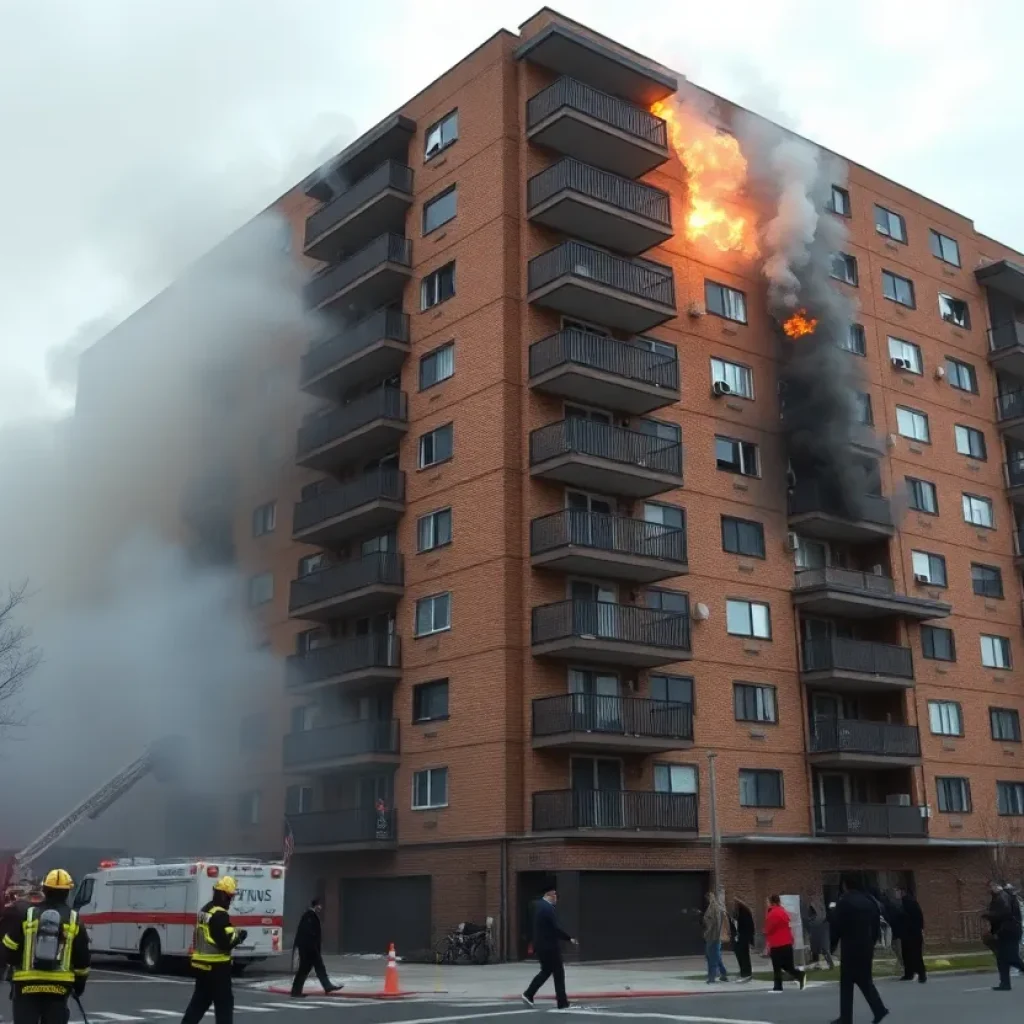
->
425;110;458;159
840;323;866;355
654;764;697;794
417;508;452;552
420;342;454;389
906;477;938;515
413;679;449;722
644;503;685;533
423;186;457;233
921;625;956;662
936;777;971;814
421;262;455;309
831;252;858;285
298;553;326;577
991;708;1021;743
721;516;765;558
971;564;1003;599
945;357;977;393
939;293;971;329
998;781;1024;816
734;683;777;724
285;785;314;815
896;406;929;442
644;589;689;615
828;185;850;216
911;550;947;586
954;424;986;460
739;769;783;808
705;281;747;324
413;767;448;809
715;436;759;476
928;700;963;737
794;537;828;569
710;358;753;398
929;229;961;267
962;493;994;528
237;790;260;826
419;423;454;468
639;417;681;445
650;674;693;704
981;634;1012;669
882;269;916;307
874;204;907;242
726;599;771;639
888;336;922;373
291;705;316;733
247;572;274;606
415;593;451;637
251;501;277;537
855;392;873;425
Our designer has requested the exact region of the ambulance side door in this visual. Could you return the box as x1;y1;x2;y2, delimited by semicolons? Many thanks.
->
110;884;133;950
164;883;189;955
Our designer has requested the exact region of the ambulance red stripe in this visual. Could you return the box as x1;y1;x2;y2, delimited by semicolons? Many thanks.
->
79;912;282;927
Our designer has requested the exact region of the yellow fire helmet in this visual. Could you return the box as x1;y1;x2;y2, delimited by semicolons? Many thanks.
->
42;869;74;890
213;875;237;896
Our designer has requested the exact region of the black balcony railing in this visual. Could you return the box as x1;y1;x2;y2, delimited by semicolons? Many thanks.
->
290;808;396;847
526;77;668;148
297;388;407;458
305;161;413;246
1015;528;1024;557
286;633;400;687
533;694;693;741
289;552;403;612
989;321;1024;352
1006;460;1024;489
997;390;1024;423
302;309;410;384
814;802;927;838
801;638;914;679
528;241;675;307
788;480;894;527
793;567;896;598
530;419;682;476
283;718;399;768
533;789;697;832
532;600;691;651
305;233;411;307
809;717;920;758
531;509;687;564
529;330;678;390
293;469;405;533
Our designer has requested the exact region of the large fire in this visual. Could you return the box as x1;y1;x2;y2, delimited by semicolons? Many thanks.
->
782;309;818;338
651;99;758;258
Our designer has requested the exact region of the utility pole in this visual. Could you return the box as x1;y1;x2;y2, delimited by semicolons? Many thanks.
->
708;751;723;901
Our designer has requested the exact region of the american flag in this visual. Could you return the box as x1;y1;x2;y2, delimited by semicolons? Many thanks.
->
283;817;294;868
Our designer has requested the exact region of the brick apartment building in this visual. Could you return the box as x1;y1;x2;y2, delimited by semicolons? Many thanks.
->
74;8;1024;959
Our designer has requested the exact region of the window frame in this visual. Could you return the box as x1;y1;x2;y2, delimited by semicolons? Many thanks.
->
938;293;971;329
720;515;766;559
840;323;866;356
419;341;455;390
874;204;907;243
990;707;1021;744
929;229;961;267
997;781;1024;817
715;435;760;477
733;682;778;724
888;336;922;374
911;549;947;587
418;422;454;469
725;598;772;640
412;766;449;810
653;762;699;795
927;699;963;737
414;592;452;638
921;624;956;662
424;110;458;160
422;185;457;235
421;262;456;310
896;405;930;443
905;476;938;515
830;252;859;286
417;507;453;553
981;634;1012;670
953;424;987;461
251;501;277;537
962;492;994;529
936;777;972;814
704;281;748;324
945;356;978;394
247;572;274;607
413;679;450;724
828;185;851;217
971;563;1004;599
882;269;916;308
710;357;754;399
738;768;784;809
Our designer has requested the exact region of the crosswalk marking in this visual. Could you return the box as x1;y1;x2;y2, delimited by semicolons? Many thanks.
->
91;1014;148;1022
234;1006;278;1013
140;1011;181;1018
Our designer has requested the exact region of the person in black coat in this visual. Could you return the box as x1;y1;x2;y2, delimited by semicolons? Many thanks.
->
522;881;577;1009
983;883;1024;991
290;898;342;998
830;873;888;1024
896;887;926;983
730;898;755;981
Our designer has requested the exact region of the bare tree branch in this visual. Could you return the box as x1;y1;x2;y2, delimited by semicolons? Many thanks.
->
0;581;40;729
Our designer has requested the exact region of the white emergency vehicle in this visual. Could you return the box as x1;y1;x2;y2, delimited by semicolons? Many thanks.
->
73;857;285;973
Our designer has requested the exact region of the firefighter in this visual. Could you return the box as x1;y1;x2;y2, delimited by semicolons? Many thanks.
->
0;869;90;1024
180;876;247;1024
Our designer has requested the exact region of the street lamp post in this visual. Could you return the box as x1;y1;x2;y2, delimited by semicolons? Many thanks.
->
708;751;723;901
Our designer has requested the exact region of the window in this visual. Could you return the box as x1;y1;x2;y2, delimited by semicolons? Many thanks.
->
710;357;753;398
928;700;963;737
237;790;261;826
715;436;759;476
936;777;972;814
419;423;454;468
981;634;1012;669
298;553;326;577
239;712;268;751
721;516;765;558
921;625;956;662
882;269;916;307
929;229;961;267
828;185;850;216
73;878;95;909
420;342;454;389
705;281;747;323
644;589;689;615
972;564;1004;599
247;572;274;606
644;502;685;533
650;674;693;704
415;592;451;637
739;769;783;808
413;679;449;722
417;508;452;552
285;785;314;815
962;493;994;528
425;110;458;159
939;293;971;329
906;477;938;515
639;417;681;445
291;705;316;733
991;708;1021;743
874;204;907;243
654;764;697;794
954;424;986;460
726;599;771;639
421;262;456;311
998;781;1024;816
734;683;777;724
840;323;866;355
896;406;929;442
412;767;448;809
888;336;922;373
911;550;947;587
831;252;858;285
423;186;457;233
251;501;277;537
855;392;873;425
945;357;977;393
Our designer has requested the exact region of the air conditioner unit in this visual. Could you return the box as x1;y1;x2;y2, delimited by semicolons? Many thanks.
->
785;532;799;553
712;380;732;397
871;564;884;575
887;794;912;807
934;366;946;380
913;573;929;584
891;357;910;370
687;301;705;318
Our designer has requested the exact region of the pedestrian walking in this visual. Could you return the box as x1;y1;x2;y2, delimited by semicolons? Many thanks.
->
763;895;806;993
702;892;728;984
807;905;834;969
880;892;905;975
290;897;343;998
730;898;755;982
522;881;577;1010
896;887;926;983
983;881;1024;991
829;873;888;1024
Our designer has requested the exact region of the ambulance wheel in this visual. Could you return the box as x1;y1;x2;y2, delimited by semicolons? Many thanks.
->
140;931;163;974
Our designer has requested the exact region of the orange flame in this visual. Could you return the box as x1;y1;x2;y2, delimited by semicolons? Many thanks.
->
651;99;758;258
782;309;818;338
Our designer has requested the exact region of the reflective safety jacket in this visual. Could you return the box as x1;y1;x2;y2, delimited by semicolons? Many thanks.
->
191;901;236;971
0;899;90;997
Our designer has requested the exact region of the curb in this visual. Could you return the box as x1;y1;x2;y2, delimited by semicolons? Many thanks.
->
502;990;747;1001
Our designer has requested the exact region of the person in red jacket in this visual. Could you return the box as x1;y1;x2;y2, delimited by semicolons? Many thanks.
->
764;895;807;993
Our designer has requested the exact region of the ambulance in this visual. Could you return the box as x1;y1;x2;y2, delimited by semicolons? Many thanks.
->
73;857;285;973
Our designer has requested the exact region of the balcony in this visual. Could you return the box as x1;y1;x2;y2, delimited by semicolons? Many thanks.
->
533;790;697;837
532;600;691;668
530;419;682;498
529;329;679;414
300;309;410;398
288;552;404;621
532;694;693;753
530;509;686;583
525;77;670;179
527;158;672;256
813;802;928;840
293;470;405;547
304;161;413;262
1006;459;1024;501
801;638;914;692
283;718;400;773
997;388;1024;444
787;480;894;543
792;567;950;622
285;634;401;694
528;241;675;334
296;388;408;472
1015;528;1024;570
808;718;921;769
289;808;397;852
304;233;411;314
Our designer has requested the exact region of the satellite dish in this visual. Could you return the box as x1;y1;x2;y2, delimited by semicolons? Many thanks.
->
692;602;710;621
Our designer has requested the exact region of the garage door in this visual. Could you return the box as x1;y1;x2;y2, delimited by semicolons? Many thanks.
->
578;871;708;960
340;877;432;954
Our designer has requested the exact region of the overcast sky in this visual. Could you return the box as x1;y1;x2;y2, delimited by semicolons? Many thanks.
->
1;0;1020;424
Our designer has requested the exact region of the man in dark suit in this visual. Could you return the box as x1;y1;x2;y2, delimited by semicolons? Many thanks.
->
290;898;342;997
896;887;926;983
830;873;888;1024
522;881;577;1009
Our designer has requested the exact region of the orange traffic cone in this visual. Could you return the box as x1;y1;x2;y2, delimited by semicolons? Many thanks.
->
383;942;401;995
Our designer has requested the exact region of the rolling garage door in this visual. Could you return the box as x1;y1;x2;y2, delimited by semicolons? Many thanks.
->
340;877;432;954
578;871;708;960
